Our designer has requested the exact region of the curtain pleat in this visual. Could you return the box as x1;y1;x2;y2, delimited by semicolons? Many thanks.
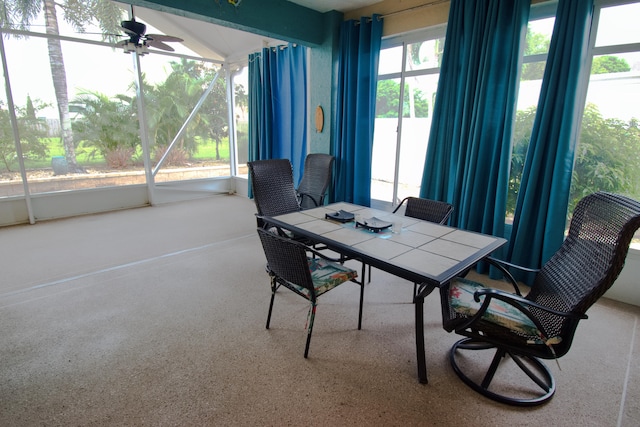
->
508;0;594;278
332;16;383;206
420;0;529;252
248;52;263;164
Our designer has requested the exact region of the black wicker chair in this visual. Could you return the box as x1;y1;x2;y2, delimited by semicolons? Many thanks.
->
439;192;640;406
248;159;301;230
392;197;454;298
392;196;454;224
256;228;360;358
296;153;335;209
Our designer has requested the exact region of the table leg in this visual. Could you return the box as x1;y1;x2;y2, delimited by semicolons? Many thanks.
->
358;261;366;330
415;293;428;384
415;283;436;384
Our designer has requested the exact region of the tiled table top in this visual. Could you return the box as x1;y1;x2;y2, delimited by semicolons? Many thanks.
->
270;202;506;286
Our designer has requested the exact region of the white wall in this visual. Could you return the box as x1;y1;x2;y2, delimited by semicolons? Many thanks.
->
0;178;234;227
606;247;640;306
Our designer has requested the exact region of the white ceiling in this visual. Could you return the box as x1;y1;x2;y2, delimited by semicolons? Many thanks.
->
130;1;384;64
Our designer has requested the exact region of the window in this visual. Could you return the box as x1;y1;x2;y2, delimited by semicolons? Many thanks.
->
570;0;640;213
372;27;446;208
509;0;640;228
0;4;238;199
232;65;250;176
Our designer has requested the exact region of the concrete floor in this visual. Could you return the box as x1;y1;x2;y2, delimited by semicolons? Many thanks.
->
1;194;639;426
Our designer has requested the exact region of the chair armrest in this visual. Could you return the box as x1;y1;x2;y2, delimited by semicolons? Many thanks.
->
473;288;588;321
305;246;344;263
487;256;541;274
458;287;588;339
297;192;320;207
481;257;526;296
392;197;409;214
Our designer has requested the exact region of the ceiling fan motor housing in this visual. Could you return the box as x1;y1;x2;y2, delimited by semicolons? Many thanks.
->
121;20;146;37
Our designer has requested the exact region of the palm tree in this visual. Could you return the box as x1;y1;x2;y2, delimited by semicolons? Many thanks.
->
143;59;220;165
71;90;140;168
1;0;123;173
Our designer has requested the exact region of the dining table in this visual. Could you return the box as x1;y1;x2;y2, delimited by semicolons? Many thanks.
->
261;202;507;383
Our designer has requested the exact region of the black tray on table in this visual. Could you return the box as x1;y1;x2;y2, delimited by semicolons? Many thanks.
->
356;217;392;232
325;209;355;223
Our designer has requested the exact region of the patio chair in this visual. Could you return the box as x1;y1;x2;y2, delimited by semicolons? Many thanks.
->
392;196;454;224
296;153;335;209
256;227;360;358
439;191;640;406
248;159;301;230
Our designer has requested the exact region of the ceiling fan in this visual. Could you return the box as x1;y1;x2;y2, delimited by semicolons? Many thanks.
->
117;7;183;55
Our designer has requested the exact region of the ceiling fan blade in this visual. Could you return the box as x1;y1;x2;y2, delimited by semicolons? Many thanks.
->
146;39;175;52
146;34;184;43
80;31;123;37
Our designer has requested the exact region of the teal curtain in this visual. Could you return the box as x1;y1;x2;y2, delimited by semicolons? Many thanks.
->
508;0;594;277
248;52;265;164
420;0;529;251
333;16;383;206
247;43;308;185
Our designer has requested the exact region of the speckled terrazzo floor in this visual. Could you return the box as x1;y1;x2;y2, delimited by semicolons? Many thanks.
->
1;194;639;426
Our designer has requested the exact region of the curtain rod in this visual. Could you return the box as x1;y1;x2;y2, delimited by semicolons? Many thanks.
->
378;0;449;20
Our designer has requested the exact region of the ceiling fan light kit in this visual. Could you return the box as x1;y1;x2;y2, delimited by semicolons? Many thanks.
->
120;40;149;55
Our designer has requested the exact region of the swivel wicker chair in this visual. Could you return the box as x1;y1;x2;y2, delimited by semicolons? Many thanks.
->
439;192;640;406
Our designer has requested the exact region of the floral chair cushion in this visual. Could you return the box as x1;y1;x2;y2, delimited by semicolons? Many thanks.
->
449;277;542;339
295;258;357;298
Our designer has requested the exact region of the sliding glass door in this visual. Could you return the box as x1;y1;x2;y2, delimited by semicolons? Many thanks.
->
371;29;445;208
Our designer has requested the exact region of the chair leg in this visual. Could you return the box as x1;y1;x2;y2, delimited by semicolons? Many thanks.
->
304;303;317;358
266;278;277;329
450;338;556;406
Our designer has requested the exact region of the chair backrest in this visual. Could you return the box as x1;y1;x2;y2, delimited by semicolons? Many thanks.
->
256;228;314;294
248;159;301;219
296;153;335;209
527;192;640;355
393;197;454;224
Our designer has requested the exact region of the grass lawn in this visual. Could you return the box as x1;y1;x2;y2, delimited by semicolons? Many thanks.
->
13;138;231;172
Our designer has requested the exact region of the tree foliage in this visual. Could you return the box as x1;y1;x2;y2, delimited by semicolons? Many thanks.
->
71;90;139;168
0;0;124;173
508;104;640;215
521;27;550;81
67;59;245;167
376;80;429;118
570;105;640;211
0;99;50;171
142;59;233;165
591;56;631;74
